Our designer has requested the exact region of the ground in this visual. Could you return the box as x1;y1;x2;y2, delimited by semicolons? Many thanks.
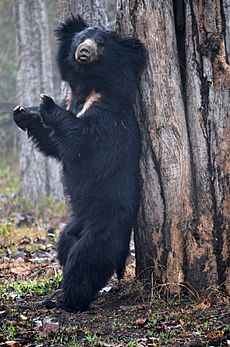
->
0;167;229;347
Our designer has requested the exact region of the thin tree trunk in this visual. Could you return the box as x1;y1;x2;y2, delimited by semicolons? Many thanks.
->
14;0;63;202
117;0;230;294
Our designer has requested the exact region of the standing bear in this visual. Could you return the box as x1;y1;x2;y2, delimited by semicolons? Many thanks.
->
13;15;147;312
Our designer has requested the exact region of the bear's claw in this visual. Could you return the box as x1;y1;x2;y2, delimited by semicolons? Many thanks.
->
40;94;56;111
40;93;49;100
40;94;54;103
13;105;41;131
13;105;26;113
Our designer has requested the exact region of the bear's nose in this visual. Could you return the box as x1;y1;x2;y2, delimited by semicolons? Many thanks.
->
75;39;98;64
79;46;90;56
77;44;91;63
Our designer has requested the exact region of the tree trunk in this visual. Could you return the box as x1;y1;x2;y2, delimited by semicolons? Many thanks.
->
14;0;63;202
57;0;108;26
117;0;230;294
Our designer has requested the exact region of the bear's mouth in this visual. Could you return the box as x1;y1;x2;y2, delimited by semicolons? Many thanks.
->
77;52;91;64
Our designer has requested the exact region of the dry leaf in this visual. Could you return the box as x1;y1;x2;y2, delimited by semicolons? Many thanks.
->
207;331;224;340
17;322;25;327
135;317;148;327
120;305;131;311
37;321;59;336
10;263;32;276
195;301;211;309
19;314;28;320
19;237;31;245
5;341;21;347
5;320;17;325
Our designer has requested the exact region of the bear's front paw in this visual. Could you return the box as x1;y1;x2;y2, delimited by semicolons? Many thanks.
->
13;105;40;131
40;94;60;128
40;94;56;111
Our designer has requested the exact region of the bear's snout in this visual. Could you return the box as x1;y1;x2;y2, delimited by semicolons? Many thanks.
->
75;39;98;64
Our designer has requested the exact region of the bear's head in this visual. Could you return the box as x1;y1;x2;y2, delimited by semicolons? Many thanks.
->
55;15;147;95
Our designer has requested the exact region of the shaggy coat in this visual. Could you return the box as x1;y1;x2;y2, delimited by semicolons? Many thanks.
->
13;16;147;312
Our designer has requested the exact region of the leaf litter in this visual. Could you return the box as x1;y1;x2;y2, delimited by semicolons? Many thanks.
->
0;219;229;346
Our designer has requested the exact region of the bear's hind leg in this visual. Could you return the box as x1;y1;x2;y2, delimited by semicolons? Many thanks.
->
57;221;82;267
60;226;121;312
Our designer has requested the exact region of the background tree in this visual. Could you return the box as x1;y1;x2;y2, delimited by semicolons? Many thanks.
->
0;0;17;169
0;0;16;110
14;0;63;202
117;0;230;294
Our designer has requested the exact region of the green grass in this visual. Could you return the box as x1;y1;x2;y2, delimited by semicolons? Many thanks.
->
0;165;66;222
0;165;19;194
2;323;17;339
0;191;66;221
0;274;62;300
0;217;15;247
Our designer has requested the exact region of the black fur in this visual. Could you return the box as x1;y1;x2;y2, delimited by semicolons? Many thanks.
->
13;16;147;312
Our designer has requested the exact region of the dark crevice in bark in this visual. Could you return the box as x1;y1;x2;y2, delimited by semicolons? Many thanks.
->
173;0;186;102
186;0;209;228
200;76;211;138
130;1;142;37
207;119;226;287
220;0;229;63
129;0;138;20
173;0;199;220
173;0;191;285
173;0;201;273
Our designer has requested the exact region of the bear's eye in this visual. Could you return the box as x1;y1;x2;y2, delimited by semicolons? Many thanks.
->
80;36;87;43
96;37;104;47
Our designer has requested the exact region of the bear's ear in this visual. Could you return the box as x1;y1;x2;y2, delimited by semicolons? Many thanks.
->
112;34;147;74
55;15;88;81
55;14;88;41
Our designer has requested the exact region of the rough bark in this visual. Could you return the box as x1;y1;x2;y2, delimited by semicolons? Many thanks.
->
117;0;230;294
14;0;63;202
57;0;108;26
184;0;230;293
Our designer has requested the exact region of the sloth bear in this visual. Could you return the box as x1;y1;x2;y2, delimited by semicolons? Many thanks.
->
13;15;147;312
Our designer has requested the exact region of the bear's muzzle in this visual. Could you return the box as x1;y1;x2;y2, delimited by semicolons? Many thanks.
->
75;39;98;64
